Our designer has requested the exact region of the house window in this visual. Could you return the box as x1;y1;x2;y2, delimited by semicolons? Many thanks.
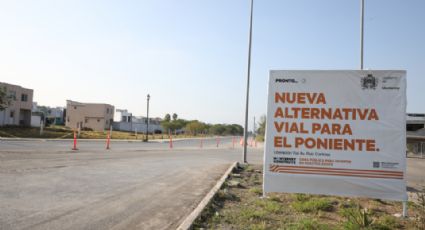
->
85;118;88;123
106;108;109;113
74;106;77;109
10;111;14;118
97;119;100;122
9;91;16;100
21;94;28;102
67;117;70;122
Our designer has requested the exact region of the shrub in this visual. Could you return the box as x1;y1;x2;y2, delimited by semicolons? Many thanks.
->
340;206;375;229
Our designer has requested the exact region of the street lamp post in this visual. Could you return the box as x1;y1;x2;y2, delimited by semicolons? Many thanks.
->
130;113;133;132
146;94;150;142
360;0;364;70
243;0;254;163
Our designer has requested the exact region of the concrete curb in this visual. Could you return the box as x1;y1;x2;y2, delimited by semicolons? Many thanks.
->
176;161;238;230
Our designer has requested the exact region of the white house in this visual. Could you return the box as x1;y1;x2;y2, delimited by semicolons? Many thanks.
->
113;109;163;134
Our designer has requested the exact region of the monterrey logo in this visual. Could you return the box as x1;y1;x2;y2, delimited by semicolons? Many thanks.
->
361;74;378;90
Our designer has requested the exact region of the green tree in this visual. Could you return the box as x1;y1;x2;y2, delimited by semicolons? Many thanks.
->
231;124;244;135
160;120;171;133
209;124;243;136
256;115;266;141
164;113;171;122
173;119;187;130
161;118;188;134
185;120;206;135
172;113;178;121
209;124;225;135
226;124;243;135
0;86;11;111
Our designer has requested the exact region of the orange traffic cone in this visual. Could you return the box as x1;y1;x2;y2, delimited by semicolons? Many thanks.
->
72;131;78;150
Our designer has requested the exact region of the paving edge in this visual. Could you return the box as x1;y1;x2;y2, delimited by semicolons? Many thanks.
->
176;161;238;230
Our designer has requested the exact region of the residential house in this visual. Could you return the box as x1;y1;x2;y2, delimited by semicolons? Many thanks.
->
33;102;65;125
0;82;33;126
65;100;114;131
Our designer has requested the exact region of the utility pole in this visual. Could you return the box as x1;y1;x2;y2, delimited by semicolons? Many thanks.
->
243;0;254;164
360;0;364;70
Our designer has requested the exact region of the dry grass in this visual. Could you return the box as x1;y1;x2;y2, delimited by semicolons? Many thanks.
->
0;125;201;140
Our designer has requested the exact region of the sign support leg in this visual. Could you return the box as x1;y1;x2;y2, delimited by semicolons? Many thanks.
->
402;201;407;217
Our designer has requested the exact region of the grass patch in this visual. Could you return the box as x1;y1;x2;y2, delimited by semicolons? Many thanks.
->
292;197;334;213
287;218;330;230
0;125;73;138
239;207;267;221
245;164;255;172
249;187;262;196
340;205;376;229
248;222;267;230
376;215;403;229
294;193;311;202
254;199;282;213
193;164;422;229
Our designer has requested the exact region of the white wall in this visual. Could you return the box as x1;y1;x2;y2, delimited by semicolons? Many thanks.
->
0;108;16;126
112;122;163;133
31;115;41;127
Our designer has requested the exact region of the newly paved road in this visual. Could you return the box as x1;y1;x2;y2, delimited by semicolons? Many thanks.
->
0;137;423;230
0;137;262;230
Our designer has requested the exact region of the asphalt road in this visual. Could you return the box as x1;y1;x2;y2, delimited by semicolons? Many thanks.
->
0;137;423;230
0;137;263;230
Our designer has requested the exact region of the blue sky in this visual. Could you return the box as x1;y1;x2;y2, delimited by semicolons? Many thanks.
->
0;0;424;130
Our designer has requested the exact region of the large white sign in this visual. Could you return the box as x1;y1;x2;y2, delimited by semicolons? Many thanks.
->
263;70;407;201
